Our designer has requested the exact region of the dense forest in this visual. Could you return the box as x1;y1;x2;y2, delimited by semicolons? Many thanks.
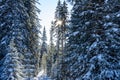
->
0;0;120;80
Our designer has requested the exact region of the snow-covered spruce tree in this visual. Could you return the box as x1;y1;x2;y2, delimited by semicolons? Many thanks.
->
55;0;62;20
47;21;56;77
36;27;47;77
0;0;11;61
0;38;24;80
41;27;47;57
0;0;41;79
40;27;47;70
23;0;41;78
49;1;68;79
50;0;68;79
63;0;120;80
0;0;29;79
59;0;68;79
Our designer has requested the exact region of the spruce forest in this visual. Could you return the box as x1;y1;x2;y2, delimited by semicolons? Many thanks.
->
0;0;120;80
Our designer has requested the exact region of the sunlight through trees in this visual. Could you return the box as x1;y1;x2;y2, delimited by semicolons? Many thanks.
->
0;0;120;80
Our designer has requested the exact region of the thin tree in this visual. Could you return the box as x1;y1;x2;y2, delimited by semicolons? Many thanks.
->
41;27;47;57
51;0;68;79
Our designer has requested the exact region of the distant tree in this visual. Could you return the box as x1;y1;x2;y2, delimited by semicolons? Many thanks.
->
63;0;120;79
41;27;47;57
47;21;56;77
39;27;47;75
55;0;62;20
50;21;55;52
51;0;68;79
62;0;68;23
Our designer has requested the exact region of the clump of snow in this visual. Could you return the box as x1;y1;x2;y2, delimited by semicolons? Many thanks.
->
1;23;5;27
85;22;90;25
37;70;45;77
34;70;51;80
105;15;110;19
79;10;95;16
112;28;118;32
83;71;91;79
105;0;108;3
103;22;113;27
89;42;97;51
117;14;120;17
97;54;103;61
104;22;119;28
1;36;8;45
71;31;79;36
74;5;79;10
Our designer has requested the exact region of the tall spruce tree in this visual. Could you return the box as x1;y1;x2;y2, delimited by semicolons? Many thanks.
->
0;0;41;79
0;0;28;79
55;0;62;20
63;0;120;80
40;27;47;74
47;21;55;77
57;1;68;79
22;0;41;78
51;0;68;79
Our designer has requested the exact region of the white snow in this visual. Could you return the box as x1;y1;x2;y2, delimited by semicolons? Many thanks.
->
89;42;97;51
1;40;6;45
1;36;8;44
105;0;108;3
105;15;110;19
72;31;79;36
79;10;94;16
34;70;51;80
85;22;90;25
0;23;5;27
37;70;45;77
8;68;13;72
103;22;113;27
117;14;120;17
112;28;118;32
83;71;91;79
97;54;103;60
74;5;79;9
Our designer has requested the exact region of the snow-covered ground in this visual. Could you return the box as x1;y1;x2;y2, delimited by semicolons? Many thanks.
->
34;70;51;80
